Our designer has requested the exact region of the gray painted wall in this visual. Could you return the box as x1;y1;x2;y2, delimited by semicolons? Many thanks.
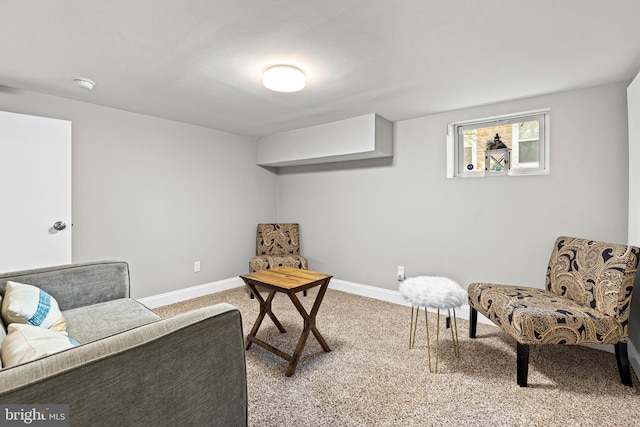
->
0;82;632;311
277;82;631;296
0;88;277;299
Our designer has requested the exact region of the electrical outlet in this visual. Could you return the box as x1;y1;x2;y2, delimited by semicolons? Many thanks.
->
397;265;405;281
194;261;201;272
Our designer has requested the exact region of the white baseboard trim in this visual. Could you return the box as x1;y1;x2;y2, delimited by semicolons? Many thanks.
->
328;278;493;326
139;276;639;374
138;277;244;309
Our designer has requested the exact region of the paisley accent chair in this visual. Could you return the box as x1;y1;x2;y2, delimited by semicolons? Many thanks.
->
248;223;309;297
249;223;308;272
468;236;640;387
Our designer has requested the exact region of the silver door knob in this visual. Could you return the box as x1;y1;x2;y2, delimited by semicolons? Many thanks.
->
53;221;67;231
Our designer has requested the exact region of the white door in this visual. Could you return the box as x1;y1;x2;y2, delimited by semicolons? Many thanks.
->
0;111;72;273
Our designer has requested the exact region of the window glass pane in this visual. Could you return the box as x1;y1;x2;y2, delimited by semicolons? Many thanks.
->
514;119;540;168
450;110;548;177
519;120;539;141
518;140;539;164
464;124;511;171
462;130;477;171
463;145;473;169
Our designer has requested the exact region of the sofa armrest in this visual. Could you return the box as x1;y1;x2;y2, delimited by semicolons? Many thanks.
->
0;303;247;426
0;261;130;310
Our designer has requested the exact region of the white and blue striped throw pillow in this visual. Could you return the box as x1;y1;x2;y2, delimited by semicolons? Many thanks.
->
1;281;67;333
0;323;78;367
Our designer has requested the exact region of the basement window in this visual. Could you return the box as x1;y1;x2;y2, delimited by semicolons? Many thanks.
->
446;109;550;178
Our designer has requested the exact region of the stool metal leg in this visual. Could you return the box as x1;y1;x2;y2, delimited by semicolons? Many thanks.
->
409;305;463;373
410;304;420;349
409;304;418;349
413;305;420;348
409;305;416;349
451;308;460;357
435;309;442;373
447;309;458;357
425;307;432;373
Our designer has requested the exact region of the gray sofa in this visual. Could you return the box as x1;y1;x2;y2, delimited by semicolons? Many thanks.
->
0;261;247;426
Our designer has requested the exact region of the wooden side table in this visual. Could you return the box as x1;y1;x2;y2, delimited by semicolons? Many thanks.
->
240;266;332;376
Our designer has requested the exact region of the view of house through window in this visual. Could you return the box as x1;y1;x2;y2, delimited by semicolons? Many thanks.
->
463;120;540;171
449;110;549;177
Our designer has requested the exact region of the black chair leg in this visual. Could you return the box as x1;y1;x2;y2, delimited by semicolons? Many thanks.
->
469;307;478;338
517;343;530;387
615;342;633;386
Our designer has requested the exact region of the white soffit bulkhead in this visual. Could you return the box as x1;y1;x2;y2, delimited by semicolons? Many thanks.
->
256;113;393;167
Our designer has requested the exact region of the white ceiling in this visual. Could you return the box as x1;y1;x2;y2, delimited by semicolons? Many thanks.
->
2;0;640;138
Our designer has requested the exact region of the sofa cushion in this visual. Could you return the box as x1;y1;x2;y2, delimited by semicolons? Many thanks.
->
63;298;161;344
1;323;79;368
1;281;67;333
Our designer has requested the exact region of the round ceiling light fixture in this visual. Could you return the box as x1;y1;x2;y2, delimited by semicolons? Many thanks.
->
262;65;305;92
73;77;95;90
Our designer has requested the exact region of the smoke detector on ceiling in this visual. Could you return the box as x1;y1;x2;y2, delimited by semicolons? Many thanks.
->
73;77;95;90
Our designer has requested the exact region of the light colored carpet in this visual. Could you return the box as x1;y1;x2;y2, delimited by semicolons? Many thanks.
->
154;286;640;426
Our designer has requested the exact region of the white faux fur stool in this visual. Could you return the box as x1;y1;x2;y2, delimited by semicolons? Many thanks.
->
398;276;467;373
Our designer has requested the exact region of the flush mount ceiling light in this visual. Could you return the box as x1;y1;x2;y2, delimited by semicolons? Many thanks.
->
263;65;305;92
73;77;95;90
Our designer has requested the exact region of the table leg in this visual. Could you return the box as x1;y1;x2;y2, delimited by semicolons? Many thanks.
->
285;279;331;376
244;284;286;350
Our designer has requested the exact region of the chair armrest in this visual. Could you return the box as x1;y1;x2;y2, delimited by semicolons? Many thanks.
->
0;303;247;426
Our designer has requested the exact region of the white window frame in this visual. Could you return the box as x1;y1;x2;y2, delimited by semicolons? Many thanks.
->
446;109;550;178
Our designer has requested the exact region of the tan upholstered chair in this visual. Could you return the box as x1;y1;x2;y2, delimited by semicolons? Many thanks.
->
468;236;640;387
248;223;308;298
249;223;308;272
